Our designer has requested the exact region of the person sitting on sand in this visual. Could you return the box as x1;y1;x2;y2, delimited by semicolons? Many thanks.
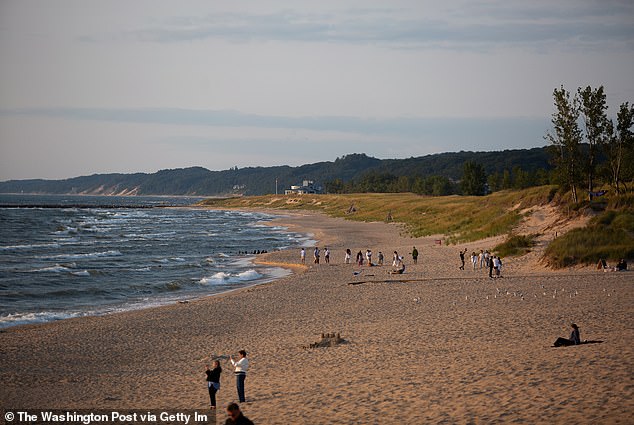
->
389;257;405;274
615;258;627;271
554;323;581;347
224;403;254;425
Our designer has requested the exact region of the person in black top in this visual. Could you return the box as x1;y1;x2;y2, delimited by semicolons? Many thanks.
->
554;323;581;347
459;248;467;270
225;403;254;425
205;360;222;409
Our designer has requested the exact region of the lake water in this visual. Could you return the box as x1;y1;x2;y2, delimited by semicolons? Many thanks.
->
0;194;311;328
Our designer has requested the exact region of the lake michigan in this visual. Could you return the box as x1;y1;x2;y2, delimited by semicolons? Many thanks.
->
0;194;311;328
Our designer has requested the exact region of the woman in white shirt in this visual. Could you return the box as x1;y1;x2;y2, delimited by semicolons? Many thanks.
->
230;350;249;403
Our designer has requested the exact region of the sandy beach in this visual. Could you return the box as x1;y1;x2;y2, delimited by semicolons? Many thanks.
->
1;211;633;424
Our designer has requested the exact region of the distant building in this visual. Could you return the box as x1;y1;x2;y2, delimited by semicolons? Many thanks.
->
285;180;323;195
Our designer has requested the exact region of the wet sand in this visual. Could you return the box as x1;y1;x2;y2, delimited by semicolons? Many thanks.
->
1;211;632;424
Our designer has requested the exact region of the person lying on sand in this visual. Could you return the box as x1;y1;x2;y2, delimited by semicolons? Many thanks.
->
554;323;581;347
389;257;405;274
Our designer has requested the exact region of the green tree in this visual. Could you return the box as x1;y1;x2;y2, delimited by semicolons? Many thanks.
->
461;161;487;196
502;169;512;189
578;86;609;200
487;172;501;192
604;102;634;193
546;86;583;203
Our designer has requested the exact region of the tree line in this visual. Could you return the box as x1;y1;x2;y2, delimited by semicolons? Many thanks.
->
324;85;633;199
324;164;559;196
546;85;633;202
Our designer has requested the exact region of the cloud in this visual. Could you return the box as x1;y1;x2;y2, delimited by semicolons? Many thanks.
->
82;4;634;51
1;106;547;140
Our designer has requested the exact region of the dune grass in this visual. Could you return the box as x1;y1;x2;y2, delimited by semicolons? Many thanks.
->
544;207;634;268
493;234;538;258
200;186;558;244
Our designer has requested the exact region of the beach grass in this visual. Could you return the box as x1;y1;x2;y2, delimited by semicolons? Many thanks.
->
200;185;558;244
493;234;538;257
544;207;634;267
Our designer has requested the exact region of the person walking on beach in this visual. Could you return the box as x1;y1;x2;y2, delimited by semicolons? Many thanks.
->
479;250;485;269
205;360;222;409
300;248;306;265
459;249;467;270
411;247;418;264
366;249;372;265
313;247;320;264
392;251;399;267
377;251;384;266
489;255;495;278
471;252;478;271
493;256;502;277
324;247;330;264
230;350;249;403
224;403;254;425
345;248;352;264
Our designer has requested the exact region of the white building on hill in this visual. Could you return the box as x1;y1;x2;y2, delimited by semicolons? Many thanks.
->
285;180;323;195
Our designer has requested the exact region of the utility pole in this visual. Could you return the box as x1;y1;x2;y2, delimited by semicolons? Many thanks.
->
275;178;278;195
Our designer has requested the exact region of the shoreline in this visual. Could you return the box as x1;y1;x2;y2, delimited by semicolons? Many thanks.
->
1;209;632;423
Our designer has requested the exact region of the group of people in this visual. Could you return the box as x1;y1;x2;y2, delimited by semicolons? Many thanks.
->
300;247;331;264
205;350;254;424
305;247;419;274
597;258;628;272
459;248;503;278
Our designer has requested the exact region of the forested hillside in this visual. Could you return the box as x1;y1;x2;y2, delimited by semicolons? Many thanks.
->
0;147;552;196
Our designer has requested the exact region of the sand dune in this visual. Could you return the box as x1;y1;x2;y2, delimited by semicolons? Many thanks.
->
0;212;632;424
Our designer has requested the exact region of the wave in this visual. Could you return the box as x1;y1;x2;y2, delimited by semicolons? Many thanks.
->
0;311;89;329
0;242;61;251
34;265;73;273
42;250;123;260
71;270;90;277
199;269;263;285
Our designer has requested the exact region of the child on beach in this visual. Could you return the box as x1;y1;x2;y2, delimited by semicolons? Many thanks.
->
300;248;306;264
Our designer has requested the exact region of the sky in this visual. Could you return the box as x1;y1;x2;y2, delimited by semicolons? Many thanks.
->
0;0;633;180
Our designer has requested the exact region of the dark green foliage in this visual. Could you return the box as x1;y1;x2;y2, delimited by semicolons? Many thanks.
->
461;161;486;196
494;234;537;257
545;86;583;203
0;149;554;196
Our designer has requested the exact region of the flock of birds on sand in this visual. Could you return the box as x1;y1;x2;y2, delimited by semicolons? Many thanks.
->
407;283;619;306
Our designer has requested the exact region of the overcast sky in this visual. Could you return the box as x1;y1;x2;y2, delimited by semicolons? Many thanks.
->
1;0;633;180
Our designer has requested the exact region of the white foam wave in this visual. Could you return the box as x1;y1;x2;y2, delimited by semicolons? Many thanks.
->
34;265;73;273
43;250;123;260
0;311;88;328
0;242;61;250
199;269;263;285
71;270;90;277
